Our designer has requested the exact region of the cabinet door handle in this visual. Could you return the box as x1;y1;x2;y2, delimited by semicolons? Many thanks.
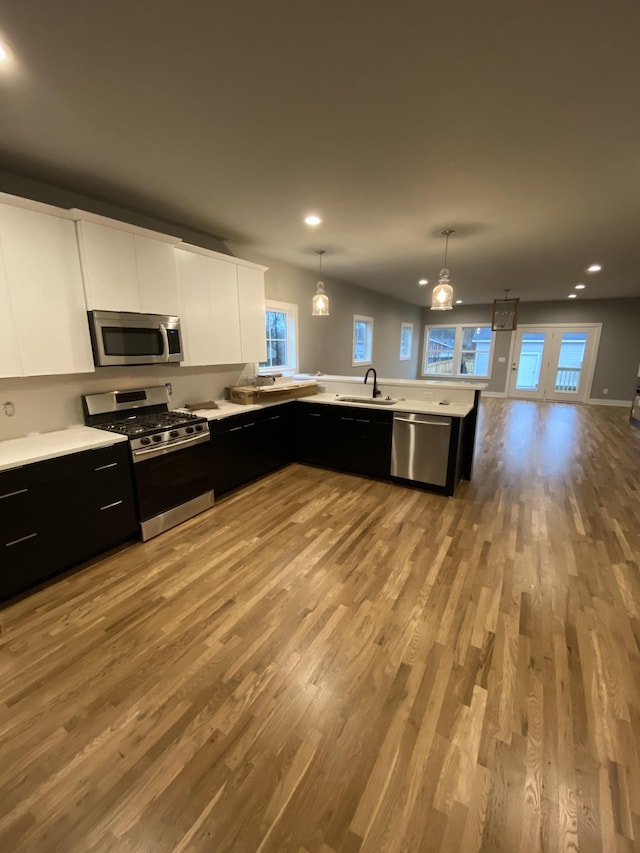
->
340;417;355;422
229;426;243;432
356;419;371;423
270;415;281;421
6;532;38;547
0;487;28;500
100;500;123;511
95;462;118;471
244;422;256;428
308;413;321;418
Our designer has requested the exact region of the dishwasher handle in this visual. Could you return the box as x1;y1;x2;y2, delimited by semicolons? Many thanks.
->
393;416;450;427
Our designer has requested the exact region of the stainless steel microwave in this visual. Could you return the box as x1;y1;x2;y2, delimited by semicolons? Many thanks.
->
87;310;183;367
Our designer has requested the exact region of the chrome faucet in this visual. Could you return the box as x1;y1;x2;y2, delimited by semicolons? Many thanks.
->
364;367;381;398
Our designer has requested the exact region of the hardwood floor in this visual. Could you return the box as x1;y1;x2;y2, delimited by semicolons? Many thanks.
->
1;398;639;852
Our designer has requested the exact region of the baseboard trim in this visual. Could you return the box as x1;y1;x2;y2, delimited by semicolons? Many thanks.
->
481;391;507;398
587;398;631;407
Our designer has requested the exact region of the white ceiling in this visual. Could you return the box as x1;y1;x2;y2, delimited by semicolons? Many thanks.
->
1;0;639;306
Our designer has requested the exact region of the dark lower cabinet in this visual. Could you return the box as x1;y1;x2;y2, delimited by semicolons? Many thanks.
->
210;403;295;497
296;403;393;479
2;398;471;602
0;441;137;602
296;403;341;468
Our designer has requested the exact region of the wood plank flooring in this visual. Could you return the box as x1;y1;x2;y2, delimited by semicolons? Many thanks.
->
1;398;639;852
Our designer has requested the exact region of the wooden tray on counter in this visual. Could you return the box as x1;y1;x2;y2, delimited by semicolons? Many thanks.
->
229;381;318;405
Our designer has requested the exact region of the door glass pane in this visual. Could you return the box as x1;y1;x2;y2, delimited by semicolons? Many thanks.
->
424;327;455;374
554;332;586;393
515;333;545;390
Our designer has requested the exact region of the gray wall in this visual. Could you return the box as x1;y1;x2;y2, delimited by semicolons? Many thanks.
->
420;297;640;400
229;247;423;379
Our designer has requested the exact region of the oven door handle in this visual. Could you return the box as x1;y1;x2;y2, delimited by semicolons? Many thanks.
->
131;431;209;462
159;323;169;361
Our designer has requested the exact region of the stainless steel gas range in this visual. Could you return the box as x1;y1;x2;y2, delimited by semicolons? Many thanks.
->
83;385;214;540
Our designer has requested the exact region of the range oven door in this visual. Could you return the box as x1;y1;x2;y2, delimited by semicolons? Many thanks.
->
88;310;183;366
133;439;214;526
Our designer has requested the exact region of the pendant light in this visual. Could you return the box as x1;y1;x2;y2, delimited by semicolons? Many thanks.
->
312;249;330;316
430;229;455;310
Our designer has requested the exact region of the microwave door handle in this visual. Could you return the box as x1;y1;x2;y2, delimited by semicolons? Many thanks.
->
159;324;169;361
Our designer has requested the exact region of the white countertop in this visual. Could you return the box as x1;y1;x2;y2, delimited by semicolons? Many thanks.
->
0;427;128;473
181;394;474;420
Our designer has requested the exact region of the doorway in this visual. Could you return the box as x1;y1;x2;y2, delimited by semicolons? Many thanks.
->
507;324;601;402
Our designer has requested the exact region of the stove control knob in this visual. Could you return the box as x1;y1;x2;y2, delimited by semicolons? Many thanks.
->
170;430;179;438
141;437;151;445
195;424;204;432
152;434;162;443
186;426;194;434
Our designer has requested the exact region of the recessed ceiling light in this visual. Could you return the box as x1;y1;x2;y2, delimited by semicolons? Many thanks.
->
304;214;322;226
575;283;586;290
587;264;601;273
418;279;428;286
0;41;9;62
455;299;463;304
568;293;577;299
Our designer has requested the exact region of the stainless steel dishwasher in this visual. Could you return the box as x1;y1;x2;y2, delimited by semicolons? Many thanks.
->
390;412;452;487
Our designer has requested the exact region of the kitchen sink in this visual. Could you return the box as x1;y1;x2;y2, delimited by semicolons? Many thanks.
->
335;395;397;405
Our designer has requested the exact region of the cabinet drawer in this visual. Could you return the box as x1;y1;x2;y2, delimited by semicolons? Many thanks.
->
70;496;138;562
1;529;63;600
0;481;39;542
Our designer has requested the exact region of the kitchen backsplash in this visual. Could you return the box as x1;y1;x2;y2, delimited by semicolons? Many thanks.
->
0;364;254;441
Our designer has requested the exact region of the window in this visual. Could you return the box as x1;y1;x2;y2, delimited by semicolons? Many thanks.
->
353;315;374;366
399;323;413;360
260;300;298;373
424;327;456;374
423;325;493;377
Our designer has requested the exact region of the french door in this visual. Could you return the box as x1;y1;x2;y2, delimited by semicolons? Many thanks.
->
507;324;601;402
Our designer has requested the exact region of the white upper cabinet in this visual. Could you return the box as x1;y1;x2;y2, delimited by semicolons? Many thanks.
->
134;234;179;315
237;264;267;363
208;257;243;364
176;250;216;366
75;216;180;315
176;245;266;367
0;200;94;377
76;221;139;311
0;232;23;379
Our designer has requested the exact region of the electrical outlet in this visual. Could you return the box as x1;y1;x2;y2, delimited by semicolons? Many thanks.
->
422;391;434;400
603;388;609;395
498;356;506;363
3;401;15;417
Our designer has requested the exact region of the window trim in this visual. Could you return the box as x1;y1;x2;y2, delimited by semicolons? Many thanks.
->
422;323;494;378
352;314;374;366
399;322;413;361
259;299;299;375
